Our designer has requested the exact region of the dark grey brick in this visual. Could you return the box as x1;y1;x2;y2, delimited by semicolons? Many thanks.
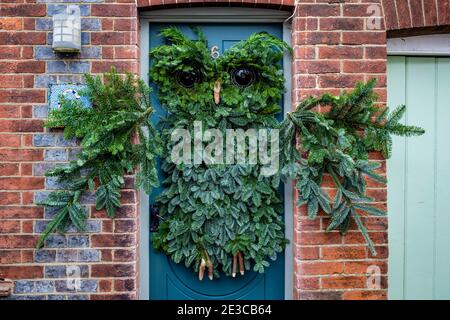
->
79;280;98;293
44;207;59;219
45;235;67;248
34;250;56;263
14;281;35;294
55;280;76;293
44;149;67;161
35;281;54;293
78;249;100;262
33;134;56;147
68;148;80;160
33;163;60;176
35;18;52;31
34;191;51;203
47;61;90;74
59;75;83;84
33;105;49;118
34;74;58;88
67;235;89;248
56;250;78;263
47;295;66;300
66;220;100;233
45;265;66;278
47;4;90;16
67;294;89;300
56;135;78;147
81;18;101;31
45;177;66;190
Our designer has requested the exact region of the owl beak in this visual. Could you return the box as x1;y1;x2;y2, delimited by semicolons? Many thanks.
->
213;80;221;104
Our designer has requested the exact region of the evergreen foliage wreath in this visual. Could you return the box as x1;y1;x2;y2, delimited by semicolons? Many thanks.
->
36;27;424;280
36;70;162;248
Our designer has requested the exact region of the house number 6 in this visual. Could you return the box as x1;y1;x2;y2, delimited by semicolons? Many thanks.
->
211;46;220;59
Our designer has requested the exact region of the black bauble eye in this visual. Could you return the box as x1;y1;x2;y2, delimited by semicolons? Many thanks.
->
231;67;256;87
175;70;200;88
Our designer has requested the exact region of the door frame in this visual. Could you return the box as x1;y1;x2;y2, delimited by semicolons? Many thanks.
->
138;7;293;300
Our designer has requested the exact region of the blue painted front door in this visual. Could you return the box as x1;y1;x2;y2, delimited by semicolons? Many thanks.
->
148;23;285;300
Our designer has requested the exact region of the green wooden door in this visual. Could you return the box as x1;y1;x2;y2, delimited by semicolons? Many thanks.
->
387;56;450;299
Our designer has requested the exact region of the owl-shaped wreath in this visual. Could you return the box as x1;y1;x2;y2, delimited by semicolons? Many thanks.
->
150;27;291;279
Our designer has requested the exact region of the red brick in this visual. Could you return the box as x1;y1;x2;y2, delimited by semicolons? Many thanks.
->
295;32;340;45
0;192;21;204
91;234;135;247
343;232;388;245
343;4;376;17
0;250;21;264
365;46;387;59
0;235;38;248
0;61;45;73
297;291;343;300
296;246;319;260
296;276;320;290
343;61;386;73
298;261;345;275
0;4;46;17
92;61;137;74
99;279;112;292
395;0;412;29
297;4;340;17
91;264;135;277
410;0;425;27
0;90;46;103
91;4;135;17
0;265;43;279
0;206;43;219
322;276;367;289
381;0;399;30
92;205;136;219
114;19;137;31
320;18;364;31
114;219;137;233
0;135;21;147
0;47;21;59
113;249;135;262
438;0;450;25
319;46;363;59
0;177;44;190
0;120;43;132
0;221;20;233
0;163;19;176
21;220;34;233
0;105;20;117
114;47;138;59
343;290;387;300
0;18;22;30
298;232;342;245
0;32;46;45
295;61;340;74
322;246;367;260
342;32;386;45
0;149;42;161
114;279;135;292
423;0;438;26
319;74;365;88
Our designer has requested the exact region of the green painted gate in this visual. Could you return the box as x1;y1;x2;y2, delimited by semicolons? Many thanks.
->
387;56;450;299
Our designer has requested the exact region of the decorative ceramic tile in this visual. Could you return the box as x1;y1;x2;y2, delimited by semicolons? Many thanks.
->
48;84;91;111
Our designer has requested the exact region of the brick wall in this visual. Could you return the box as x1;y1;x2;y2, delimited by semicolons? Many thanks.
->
291;1;388;300
1;0;449;300
0;0;139;300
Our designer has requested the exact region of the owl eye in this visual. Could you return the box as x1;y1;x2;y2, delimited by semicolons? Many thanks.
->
231;67;256;87
175;70;201;88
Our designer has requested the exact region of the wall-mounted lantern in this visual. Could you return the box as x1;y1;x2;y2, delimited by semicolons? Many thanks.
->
52;5;81;53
